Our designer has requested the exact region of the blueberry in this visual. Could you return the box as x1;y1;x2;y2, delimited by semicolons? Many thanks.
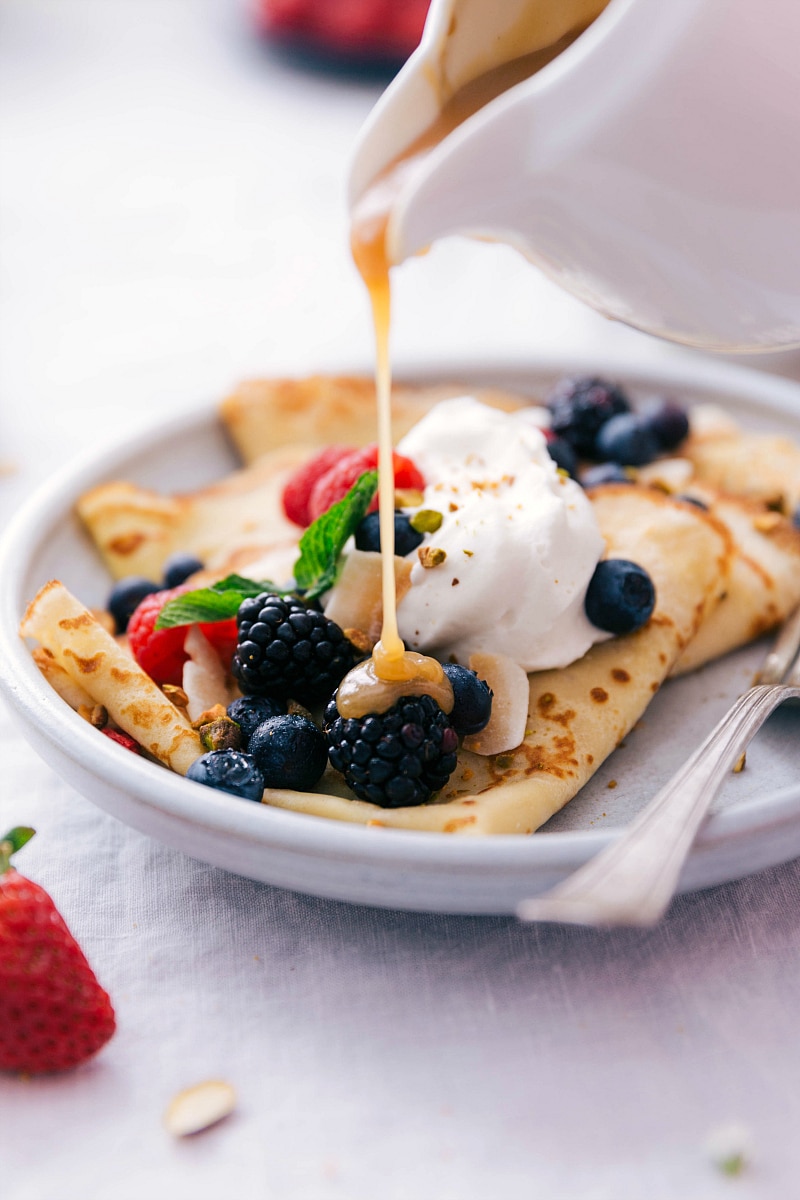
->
580;462;633;488
354;511;424;557
442;663;493;735
108;576;160;633
594;413;661;466
186;749;265;801
547;376;632;458
585;559;656;635
248;714;328;791
644;399;690;451
162;552;204;589
227;695;287;745
544;435;578;478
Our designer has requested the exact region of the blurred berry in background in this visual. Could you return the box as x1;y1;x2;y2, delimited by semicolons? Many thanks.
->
253;0;431;72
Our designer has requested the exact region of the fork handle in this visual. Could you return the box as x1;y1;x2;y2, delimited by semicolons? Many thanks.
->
518;683;800;928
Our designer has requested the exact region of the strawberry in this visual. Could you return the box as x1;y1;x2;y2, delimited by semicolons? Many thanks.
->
282;444;352;527
128;587;239;687
0;827;116;1074
306;444;425;524
255;0;430;61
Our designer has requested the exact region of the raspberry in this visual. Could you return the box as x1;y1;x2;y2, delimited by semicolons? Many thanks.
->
282;444;352;527
324;693;458;808
306;444;424;524
127;587;238;687
100;729;141;754
232;593;354;702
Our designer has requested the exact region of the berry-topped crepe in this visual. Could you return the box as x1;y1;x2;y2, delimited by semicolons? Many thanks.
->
20;374;800;834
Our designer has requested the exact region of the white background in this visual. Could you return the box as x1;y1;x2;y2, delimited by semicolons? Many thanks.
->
2;2;800;1197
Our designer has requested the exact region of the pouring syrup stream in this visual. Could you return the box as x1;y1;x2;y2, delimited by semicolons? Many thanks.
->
345;2;610;714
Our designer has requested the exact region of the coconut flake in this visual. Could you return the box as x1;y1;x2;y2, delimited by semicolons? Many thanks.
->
183;626;231;723
462;652;529;756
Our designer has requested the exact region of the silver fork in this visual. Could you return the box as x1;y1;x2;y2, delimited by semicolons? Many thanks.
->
517;604;800;929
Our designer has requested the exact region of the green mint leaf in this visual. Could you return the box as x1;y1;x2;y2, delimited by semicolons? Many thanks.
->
293;470;378;600
154;574;282;629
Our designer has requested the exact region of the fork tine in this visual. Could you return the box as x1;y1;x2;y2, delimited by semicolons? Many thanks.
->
753;602;800;685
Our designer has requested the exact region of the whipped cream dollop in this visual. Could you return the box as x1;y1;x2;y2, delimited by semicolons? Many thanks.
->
395;397;608;671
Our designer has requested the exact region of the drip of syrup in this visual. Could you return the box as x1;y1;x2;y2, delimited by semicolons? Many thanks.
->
345;1;609;715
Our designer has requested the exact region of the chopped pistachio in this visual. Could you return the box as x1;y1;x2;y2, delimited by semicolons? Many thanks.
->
78;703;108;728
418;546;447;569
162;684;190;710
410;509;443;534
191;703;228;730
199;717;242;753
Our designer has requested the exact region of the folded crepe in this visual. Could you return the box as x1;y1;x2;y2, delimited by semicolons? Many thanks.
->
220;375;527;464
20;581;204;775
76;445;308;583
682;404;800;512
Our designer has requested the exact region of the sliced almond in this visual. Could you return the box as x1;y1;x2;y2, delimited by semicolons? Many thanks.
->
164;1080;236;1137
462;652;529;756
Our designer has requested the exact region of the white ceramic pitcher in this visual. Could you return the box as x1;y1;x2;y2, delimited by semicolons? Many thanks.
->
349;0;800;352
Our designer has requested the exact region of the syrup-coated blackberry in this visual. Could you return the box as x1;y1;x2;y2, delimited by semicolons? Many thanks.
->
232;593;354;702
324;693;458;808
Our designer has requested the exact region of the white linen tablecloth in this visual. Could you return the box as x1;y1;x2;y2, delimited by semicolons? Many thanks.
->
3;4;800;1198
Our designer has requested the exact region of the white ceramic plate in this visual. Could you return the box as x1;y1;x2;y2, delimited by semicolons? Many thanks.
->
2;356;800;914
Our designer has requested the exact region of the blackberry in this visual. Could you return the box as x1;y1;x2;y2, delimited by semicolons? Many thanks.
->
324;693;459;808
227;695;287;744
547;376;632;459
232;593;354;702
